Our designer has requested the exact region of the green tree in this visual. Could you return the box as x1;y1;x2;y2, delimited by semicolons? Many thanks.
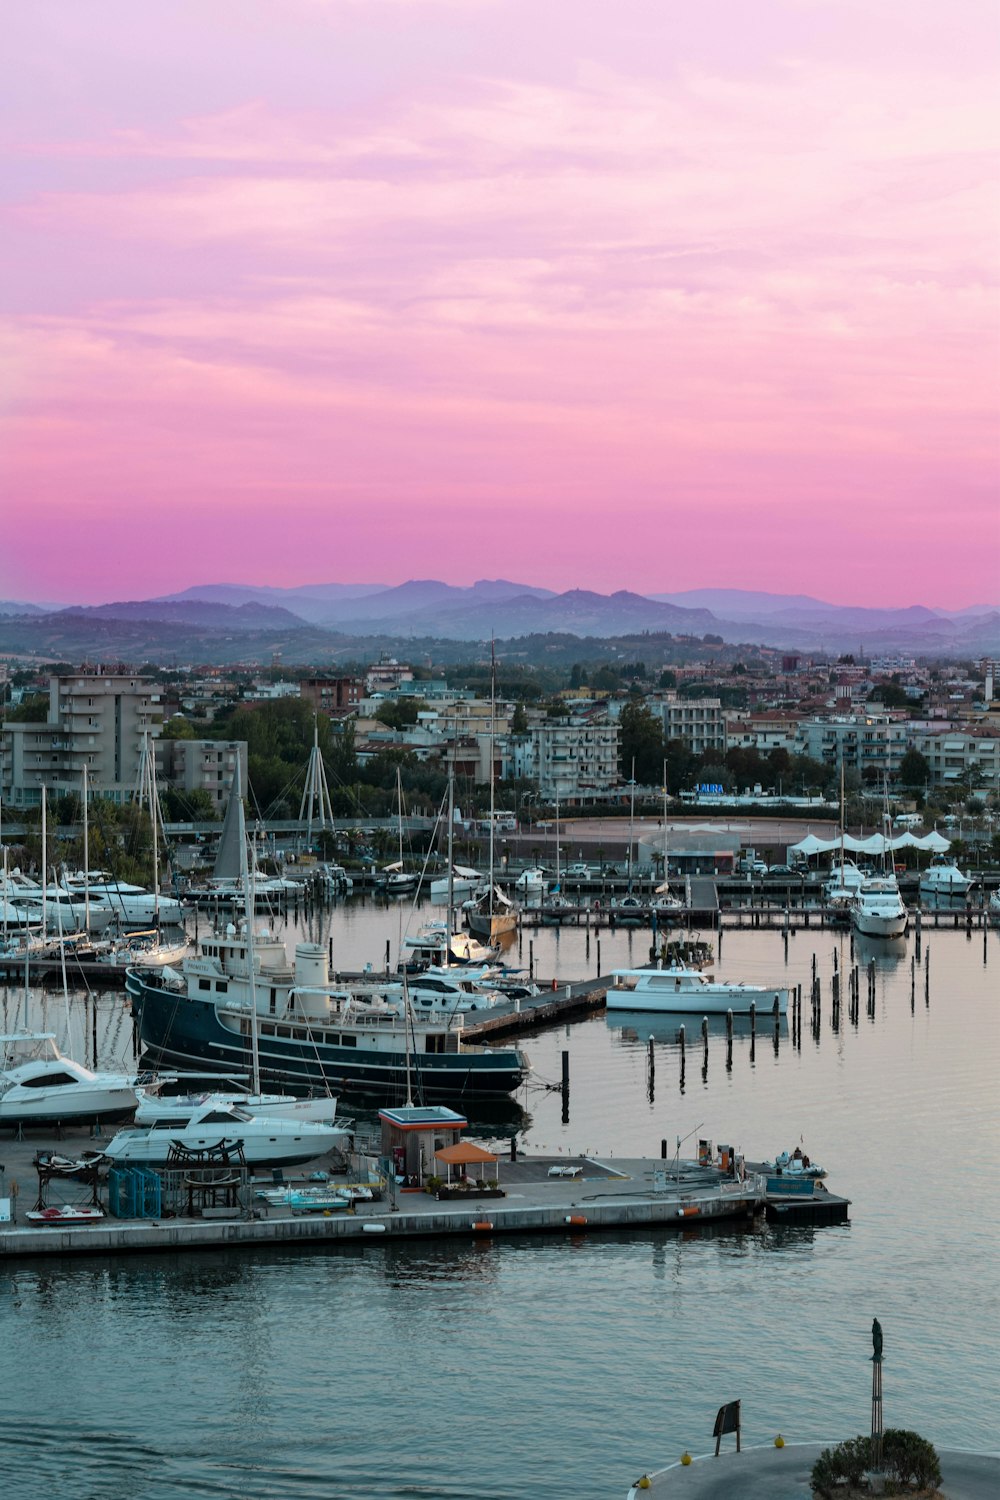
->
161;715;196;739
618;700;665;783
510;701;529;735
898;748;930;788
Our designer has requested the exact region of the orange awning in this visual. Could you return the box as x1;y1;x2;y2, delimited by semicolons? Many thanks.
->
435;1142;498;1165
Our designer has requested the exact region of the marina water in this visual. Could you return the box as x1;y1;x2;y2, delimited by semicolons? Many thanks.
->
1;911;998;1499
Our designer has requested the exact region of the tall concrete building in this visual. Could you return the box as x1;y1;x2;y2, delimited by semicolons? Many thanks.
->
1;669;161;808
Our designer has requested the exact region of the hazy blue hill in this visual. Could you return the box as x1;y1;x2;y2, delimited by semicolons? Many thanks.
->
58;599;306;630
0;600;47;616
648;588;832;618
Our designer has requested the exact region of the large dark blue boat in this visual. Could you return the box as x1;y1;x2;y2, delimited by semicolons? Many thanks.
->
125;926;528;1105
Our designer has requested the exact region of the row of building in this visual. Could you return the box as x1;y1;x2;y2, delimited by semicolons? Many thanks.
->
1;663;997;813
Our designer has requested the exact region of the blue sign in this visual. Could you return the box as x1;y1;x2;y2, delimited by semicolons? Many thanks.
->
698;783;725;795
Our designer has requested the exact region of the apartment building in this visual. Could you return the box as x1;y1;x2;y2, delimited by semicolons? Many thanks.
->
795;714;910;780
911;726;1000;789
155;738;249;810
505;713;620;803
661;694;726;756
1;669;161;807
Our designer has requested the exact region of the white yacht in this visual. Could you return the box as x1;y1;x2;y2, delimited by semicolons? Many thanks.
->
102;1100;346;1168
0;1033;137;1129
607;967;789;1015
919;858;971;897
133;1083;339;1127
851;875;908;939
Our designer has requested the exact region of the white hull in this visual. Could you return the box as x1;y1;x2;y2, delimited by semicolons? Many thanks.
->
852;909;908;939
608;967;788;1015
103;1117;344;1168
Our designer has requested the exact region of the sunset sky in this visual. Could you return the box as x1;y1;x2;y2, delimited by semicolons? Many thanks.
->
2;1;997;607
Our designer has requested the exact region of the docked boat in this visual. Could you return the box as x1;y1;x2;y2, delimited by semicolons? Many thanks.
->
824;859;867;910
989;890;1000;925
0;1032;137;1130
919;857;971;897
465;883;519;941
25;1205;106;1226
851;875;908;939
101;1099;346;1168
133;1081;339;1127
126;926;529;1102
607;966;789;1015
430;866;481;901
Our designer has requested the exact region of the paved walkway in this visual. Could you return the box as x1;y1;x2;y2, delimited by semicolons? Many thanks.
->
626;1443;1000;1499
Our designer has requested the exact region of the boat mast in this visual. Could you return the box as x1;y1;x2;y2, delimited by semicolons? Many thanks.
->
41;784;47;937
239;793;262;1096
839;761;846;889
397;765;405;872
446;752;455;967
487;639;496;918
627;759;636;896
82;764;90;936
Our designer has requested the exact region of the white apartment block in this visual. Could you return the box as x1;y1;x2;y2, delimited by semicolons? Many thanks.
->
911;728;1000;789
662;695;726;756
504;715;620;803
795;715;910;779
1;670;161;808
155;738;249;810
725;713;801;756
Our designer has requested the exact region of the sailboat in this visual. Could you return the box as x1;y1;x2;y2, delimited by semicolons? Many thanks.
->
652;765;683;921
613;767;644;924
824;764;862;917
465;645;519;941
203;762;299;904
540;795;572;924
383;767;419;895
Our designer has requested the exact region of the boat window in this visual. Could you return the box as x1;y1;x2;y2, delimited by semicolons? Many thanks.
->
341;1035;356;1048
216;981;228;994
276;1025;291;1038
261;1023;275;1036
22;1071;77;1088
198;979;211;992
203;1111;238;1123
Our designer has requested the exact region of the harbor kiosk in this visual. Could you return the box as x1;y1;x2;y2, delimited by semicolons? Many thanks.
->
379;1106;468;1185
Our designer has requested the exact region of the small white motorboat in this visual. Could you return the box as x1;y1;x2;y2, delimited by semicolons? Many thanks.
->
0;1033;137;1130
607;966;789;1015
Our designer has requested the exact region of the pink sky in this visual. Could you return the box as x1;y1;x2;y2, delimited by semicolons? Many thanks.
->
2;1;998;608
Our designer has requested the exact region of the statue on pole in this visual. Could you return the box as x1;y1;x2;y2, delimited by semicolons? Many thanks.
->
872;1318;883;1364
870;1319;884;1472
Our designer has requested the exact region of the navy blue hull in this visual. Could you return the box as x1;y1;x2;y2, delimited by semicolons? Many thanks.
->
126;971;526;1104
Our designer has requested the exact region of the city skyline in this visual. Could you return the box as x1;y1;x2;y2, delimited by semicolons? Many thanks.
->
3;2;997;607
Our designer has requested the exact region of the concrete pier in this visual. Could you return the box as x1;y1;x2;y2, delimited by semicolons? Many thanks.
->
0;1130;828;1261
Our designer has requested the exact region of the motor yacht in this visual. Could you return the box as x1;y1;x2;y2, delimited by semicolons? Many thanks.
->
607;967;788;1015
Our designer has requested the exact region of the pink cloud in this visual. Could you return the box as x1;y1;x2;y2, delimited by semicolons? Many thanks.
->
1;2;997;606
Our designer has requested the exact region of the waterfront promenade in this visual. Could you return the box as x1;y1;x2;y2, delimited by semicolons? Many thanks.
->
626;1443;1000;1499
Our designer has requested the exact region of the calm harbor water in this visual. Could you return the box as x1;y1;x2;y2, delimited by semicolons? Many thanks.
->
1;906;998;1499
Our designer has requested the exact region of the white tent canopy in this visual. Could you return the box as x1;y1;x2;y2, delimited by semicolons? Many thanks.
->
789;831;951;857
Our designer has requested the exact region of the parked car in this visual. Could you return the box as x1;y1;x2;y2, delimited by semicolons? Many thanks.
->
565;863;591;879
768;864;796;876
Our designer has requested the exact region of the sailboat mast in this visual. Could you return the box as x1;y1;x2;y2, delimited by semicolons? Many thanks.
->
446;756;455;967
41;784;47;936
239;793;262;1095
82;764;90;936
487;640;496;917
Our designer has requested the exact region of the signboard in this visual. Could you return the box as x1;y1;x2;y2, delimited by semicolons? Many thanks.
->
697;783;725;795
713;1400;741;1454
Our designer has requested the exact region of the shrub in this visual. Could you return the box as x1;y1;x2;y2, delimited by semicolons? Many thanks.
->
811;1435;872;1494
882;1429;942;1490
810;1429;941;1495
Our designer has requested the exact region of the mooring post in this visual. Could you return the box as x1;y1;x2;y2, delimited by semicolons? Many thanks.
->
725;1008;733;1071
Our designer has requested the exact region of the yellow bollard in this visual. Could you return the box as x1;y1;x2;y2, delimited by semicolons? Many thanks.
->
774;1434;785;1448
680;1452;692;1466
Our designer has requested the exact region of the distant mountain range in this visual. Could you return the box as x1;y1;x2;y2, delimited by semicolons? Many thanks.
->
0;580;996;661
